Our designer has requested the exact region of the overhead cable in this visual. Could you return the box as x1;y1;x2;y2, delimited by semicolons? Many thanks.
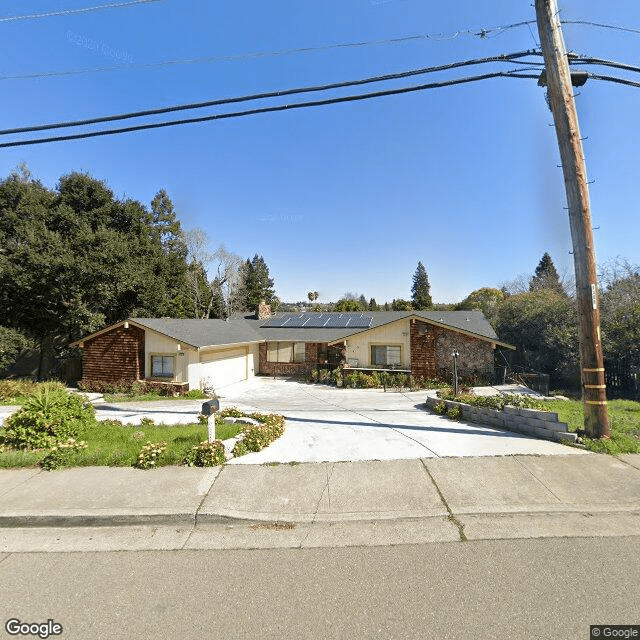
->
563;20;640;36
0;70;537;149
0;0;160;23
569;55;640;75
0;50;540;136
588;73;640;89
0;23;538;81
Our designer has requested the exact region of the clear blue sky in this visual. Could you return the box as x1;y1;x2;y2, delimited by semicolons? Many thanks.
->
2;0;639;304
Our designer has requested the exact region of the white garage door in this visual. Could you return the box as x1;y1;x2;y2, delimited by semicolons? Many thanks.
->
200;348;248;388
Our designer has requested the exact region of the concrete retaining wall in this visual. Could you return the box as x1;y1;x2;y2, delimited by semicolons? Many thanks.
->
424;396;577;443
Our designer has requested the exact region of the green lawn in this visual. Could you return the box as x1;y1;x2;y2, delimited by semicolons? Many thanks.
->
545;399;640;454
0;418;244;469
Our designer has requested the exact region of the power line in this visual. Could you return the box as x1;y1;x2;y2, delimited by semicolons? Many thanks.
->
0;0;161;23
563;20;640;36
0;70;537;149
0;22;538;81
589;73;640;89
570;55;640;75
0;50;540;136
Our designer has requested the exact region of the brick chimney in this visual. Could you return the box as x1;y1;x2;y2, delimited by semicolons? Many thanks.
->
257;300;271;320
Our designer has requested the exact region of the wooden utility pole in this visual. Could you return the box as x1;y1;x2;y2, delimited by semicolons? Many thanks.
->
535;0;610;438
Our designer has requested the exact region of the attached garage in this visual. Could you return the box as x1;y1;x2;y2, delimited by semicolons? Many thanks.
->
72;317;263;394
199;346;254;389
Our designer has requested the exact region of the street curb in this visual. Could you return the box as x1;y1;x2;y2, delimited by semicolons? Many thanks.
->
2;506;640;529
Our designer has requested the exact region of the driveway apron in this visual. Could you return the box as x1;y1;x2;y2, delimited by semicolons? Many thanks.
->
217;378;588;463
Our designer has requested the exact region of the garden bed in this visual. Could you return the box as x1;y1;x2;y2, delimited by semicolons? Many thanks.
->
424;395;577;443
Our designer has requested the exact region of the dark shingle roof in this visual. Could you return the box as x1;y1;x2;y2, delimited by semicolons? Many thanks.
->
76;311;511;349
132;318;263;348
248;310;502;344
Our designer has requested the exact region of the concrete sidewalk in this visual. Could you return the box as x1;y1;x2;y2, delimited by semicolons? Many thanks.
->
1;454;639;549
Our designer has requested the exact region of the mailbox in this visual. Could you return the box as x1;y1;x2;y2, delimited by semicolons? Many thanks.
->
201;398;220;416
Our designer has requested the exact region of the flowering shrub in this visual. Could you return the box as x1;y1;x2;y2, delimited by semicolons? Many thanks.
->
437;390;548;412
232;413;285;457
134;441;167;469
218;407;245;419
39;438;88;470
183;440;226;467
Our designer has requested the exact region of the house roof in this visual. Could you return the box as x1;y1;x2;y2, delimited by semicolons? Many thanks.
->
72;311;514;350
132;318;264;348
247;310;511;347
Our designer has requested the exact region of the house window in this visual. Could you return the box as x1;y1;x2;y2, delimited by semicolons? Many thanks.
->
371;345;402;367
267;342;306;363
294;342;306;363
151;355;175;378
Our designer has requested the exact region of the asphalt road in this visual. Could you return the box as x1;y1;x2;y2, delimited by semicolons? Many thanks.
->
2;537;638;640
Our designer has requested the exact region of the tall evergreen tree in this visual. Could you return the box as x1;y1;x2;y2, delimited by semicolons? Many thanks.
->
411;261;432;309
241;254;276;312
529;253;565;296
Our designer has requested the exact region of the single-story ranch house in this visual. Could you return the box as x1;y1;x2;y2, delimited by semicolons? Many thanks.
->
71;304;514;393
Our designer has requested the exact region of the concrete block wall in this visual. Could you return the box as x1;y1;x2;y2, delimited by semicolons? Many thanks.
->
424;396;577;443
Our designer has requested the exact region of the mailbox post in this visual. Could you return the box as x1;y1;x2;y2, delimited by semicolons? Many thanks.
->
201;398;220;443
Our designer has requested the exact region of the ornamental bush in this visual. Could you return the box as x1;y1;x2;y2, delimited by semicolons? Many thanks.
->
39;438;88;470
232;413;285;457
446;407;462;421
182;440;226;467
134;441;167;469
1;388;96;450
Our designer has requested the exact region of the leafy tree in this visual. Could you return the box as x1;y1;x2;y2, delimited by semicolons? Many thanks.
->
0;168;193;374
494;289;579;388
0;327;34;371
411;262;432;309
529;253;565;296
241;254;276;313
334;298;361;312
599;259;640;361
455;287;505;324
358;294;368;310
391;298;413;311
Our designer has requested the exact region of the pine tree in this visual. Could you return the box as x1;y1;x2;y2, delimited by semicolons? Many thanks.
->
411;261;432;309
368;298;379;311
529;253;565;295
242;254;276;311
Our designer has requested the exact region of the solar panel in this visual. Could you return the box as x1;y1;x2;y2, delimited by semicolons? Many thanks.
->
262;312;372;329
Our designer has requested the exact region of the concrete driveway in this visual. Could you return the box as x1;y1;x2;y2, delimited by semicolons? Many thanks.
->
216;378;588;463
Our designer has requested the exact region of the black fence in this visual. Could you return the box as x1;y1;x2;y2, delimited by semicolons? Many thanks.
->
605;360;639;400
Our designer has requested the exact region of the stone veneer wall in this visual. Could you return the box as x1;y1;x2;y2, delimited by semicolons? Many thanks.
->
410;320;495;380
81;324;145;384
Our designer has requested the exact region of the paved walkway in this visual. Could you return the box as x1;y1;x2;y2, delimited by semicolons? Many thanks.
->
0;454;639;550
